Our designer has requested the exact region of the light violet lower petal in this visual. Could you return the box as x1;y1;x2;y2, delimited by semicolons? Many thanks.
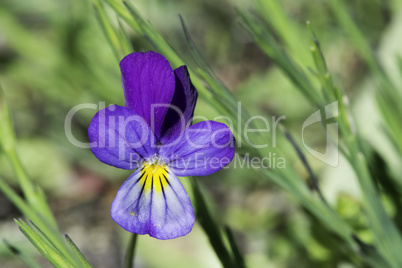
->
111;165;194;239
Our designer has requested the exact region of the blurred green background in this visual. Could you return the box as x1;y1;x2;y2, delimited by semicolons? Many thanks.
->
1;0;402;267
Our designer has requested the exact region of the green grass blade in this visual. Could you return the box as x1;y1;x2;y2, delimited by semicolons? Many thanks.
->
16;220;75;268
190;178;236;268
224;226;246;268
306;18;402;268
0;176;82;266
92;0;123;61
3;239;43;268
179;15;230;98
0;86;57;227
328;0;402;159
254;0;313;67
117;17;134;55
65;235;92;268
238;10;322;106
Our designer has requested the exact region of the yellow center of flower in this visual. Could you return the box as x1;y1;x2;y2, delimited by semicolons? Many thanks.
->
140;162;169;194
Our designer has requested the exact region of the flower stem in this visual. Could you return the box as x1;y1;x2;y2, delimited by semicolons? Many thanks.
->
124;233;138;268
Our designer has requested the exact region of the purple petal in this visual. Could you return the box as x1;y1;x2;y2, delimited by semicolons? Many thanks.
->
159;121;235;176
120;51;175;139
88;105;156;170
111;165;195;239
160;66;198;143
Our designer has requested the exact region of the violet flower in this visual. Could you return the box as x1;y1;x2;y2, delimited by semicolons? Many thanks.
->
88;51;235;239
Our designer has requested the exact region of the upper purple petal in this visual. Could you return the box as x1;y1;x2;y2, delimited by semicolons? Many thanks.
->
88;105;157;170
120;51;175;139
160;66;198;143
159;121;235;176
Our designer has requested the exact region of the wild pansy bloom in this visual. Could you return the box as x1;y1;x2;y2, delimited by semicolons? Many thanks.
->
88;51;235;239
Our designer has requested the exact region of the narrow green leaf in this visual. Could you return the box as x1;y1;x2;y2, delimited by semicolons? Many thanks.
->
178;15;230;98
65;235;92;268
328;0;380;74
92;0;123;61
328;0;402;159
281;125;328;205
190;178;235;268
308;7;402;266
117;17;134;55
30;220;88;268
224;226;246;268
0;85;57;227
306;21;353;137
6;147;57;225
16;220;75;268
306;21;334;101
238;10;322;106
0;84;15;152
254;0;312;67
3;239;43;268
0;178;83;267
